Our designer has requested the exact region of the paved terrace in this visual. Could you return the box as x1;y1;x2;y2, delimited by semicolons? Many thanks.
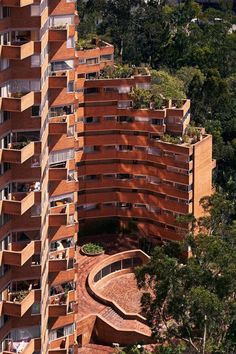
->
77;238;152;351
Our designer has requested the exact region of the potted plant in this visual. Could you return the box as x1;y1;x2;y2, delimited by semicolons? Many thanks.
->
81;243;104;256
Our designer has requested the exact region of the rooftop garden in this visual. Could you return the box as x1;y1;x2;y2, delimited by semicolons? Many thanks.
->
76;36;109;50
99;64;150;79
130;69;187;110
161;126;203;145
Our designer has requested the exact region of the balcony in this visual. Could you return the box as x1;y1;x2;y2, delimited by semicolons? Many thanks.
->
2;338;41;354
49;70;74;89
0;141;35;164
0;41;34;60
0;240;41;267
49;248;75;273
49;116;68;135
49;167;67;181
49;25;69;42
48;112;75;134
49;204;75;227
1;289;40;317
0;191;35;215
0;0;34;6
48;290;75;317
1;92;34;112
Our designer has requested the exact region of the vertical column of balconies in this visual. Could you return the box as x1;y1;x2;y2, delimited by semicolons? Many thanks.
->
0;1;44;353
48;1;78;353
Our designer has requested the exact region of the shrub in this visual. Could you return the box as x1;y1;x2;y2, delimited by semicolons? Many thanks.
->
82;243;104;254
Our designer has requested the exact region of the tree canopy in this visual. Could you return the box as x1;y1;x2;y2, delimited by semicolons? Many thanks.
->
78;0;236;202
135;235;236;353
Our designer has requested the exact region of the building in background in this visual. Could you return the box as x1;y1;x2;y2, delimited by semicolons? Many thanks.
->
0;0;215;353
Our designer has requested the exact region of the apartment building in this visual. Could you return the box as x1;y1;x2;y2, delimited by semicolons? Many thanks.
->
0;1;78;354
76;59;215;244
0;0;215;352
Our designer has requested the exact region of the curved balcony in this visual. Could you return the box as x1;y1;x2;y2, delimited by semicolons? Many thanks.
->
78;207;189;241
1;92;34;112
77;120;165;135
78;178;192;200
0;41;34;60
0;240;41;267
78;202;191;224
77;159;192;185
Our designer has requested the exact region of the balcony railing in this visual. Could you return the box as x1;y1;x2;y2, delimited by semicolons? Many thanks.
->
1;289;40;317
0;141;35;164
2;337;41;354
49;204;75;227
0;240;41;267
48;25;69;42
0;191;35;215
49;248;75;273
0;0;34;7
48;290;75;317
0;41;34;60
1;92;34;112
49;70;74;89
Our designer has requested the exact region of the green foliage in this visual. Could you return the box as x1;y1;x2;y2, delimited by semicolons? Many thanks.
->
199;192;235;237
151;70;186;100
176;67;205;91
13;290;29;302
161;134;182;145
78;0;236;199
135;235;236;353
82;243;104;254
131;88;152;109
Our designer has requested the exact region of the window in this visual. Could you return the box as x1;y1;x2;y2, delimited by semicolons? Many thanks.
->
86;57;99;65
31;5;40;16
31;106;40;117
0;58;9;71
32;302;40;314
67;81;74;93
1;7;11;18
67;37;74;48
31;55;41;67
100;54;113;62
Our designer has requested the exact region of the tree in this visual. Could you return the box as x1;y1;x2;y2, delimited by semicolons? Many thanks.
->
135;236;236;353
198;192;235;237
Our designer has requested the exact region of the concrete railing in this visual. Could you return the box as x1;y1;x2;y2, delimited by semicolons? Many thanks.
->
88;249;150;323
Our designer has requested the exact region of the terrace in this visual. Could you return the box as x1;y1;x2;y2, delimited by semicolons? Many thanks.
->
99;64;150;79
76;38;112;51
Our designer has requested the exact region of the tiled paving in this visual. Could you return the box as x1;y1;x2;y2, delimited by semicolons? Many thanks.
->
77;249;151;338
78;344;115;353
98;273;144;314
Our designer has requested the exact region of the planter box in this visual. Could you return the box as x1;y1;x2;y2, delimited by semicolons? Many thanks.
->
81;245;104;257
